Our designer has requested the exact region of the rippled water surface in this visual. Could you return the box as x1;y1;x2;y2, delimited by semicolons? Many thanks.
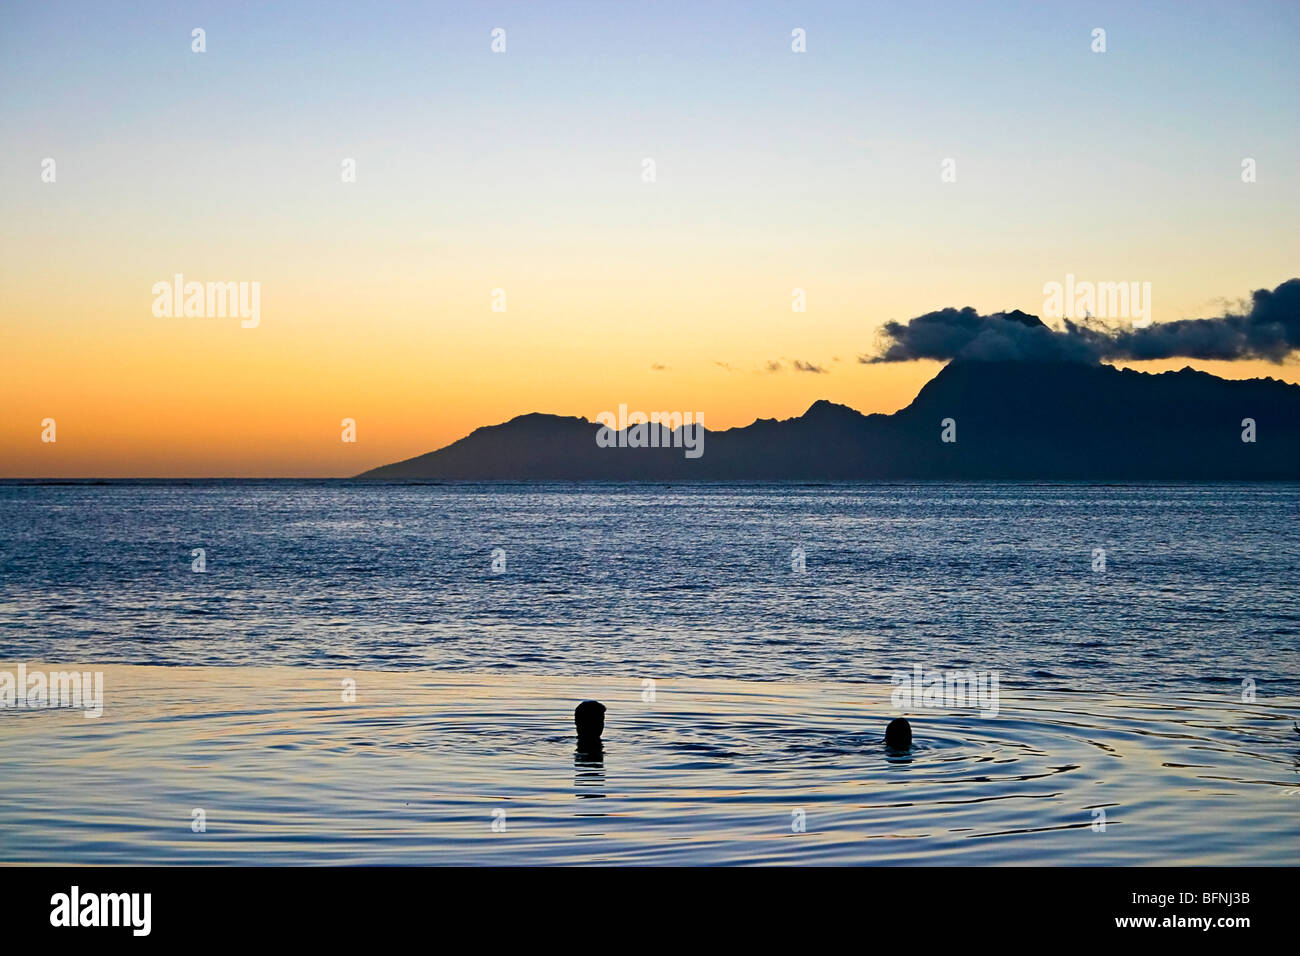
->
1;482;1298;864
0;668;1295;865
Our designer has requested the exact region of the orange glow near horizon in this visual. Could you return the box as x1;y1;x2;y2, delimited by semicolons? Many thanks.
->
3;3;1298;477
3;246;1298;478
5;305;1298;479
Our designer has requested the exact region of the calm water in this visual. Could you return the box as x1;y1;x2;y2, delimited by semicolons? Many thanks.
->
0;667;1296;865
1;482;1298;864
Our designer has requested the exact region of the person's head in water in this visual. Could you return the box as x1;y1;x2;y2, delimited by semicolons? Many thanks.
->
575;700;605;745
885;717;912;748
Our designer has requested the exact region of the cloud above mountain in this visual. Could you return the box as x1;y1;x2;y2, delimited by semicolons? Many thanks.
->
863;278;1300;364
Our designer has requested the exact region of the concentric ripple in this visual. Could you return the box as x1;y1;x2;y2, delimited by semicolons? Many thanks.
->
0;667;1295;864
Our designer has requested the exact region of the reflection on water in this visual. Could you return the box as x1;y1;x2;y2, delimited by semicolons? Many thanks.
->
884;745;915;765
0;665;1295;865
574;749;606;806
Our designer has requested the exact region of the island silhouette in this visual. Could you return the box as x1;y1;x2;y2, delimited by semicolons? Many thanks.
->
356;359;1300;481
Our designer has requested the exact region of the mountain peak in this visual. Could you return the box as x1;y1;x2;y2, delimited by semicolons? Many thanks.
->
357;361;1300;480
801;399;862;419
991;309;1046;328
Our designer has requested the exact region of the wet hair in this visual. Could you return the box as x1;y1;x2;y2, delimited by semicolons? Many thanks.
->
885;716;912;748
575;700;606;742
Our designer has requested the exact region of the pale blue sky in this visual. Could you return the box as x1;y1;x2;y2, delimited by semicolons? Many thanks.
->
2;1;1298;475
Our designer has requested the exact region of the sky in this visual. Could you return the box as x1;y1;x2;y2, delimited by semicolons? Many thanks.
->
2;0;1298;476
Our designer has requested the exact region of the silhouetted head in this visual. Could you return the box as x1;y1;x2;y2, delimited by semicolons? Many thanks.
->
885;717;912;749
575;700;605;744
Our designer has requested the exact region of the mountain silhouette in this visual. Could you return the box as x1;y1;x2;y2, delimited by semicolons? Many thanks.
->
355;361;1300;480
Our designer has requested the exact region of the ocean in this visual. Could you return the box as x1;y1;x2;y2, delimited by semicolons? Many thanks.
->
1;481;1297;864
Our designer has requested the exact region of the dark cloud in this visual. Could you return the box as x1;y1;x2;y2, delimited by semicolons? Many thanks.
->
863;279;1300;364
650;363;668;371
765;360;783;373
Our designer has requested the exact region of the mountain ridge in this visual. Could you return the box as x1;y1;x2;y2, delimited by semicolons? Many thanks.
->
356;361;1300;480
